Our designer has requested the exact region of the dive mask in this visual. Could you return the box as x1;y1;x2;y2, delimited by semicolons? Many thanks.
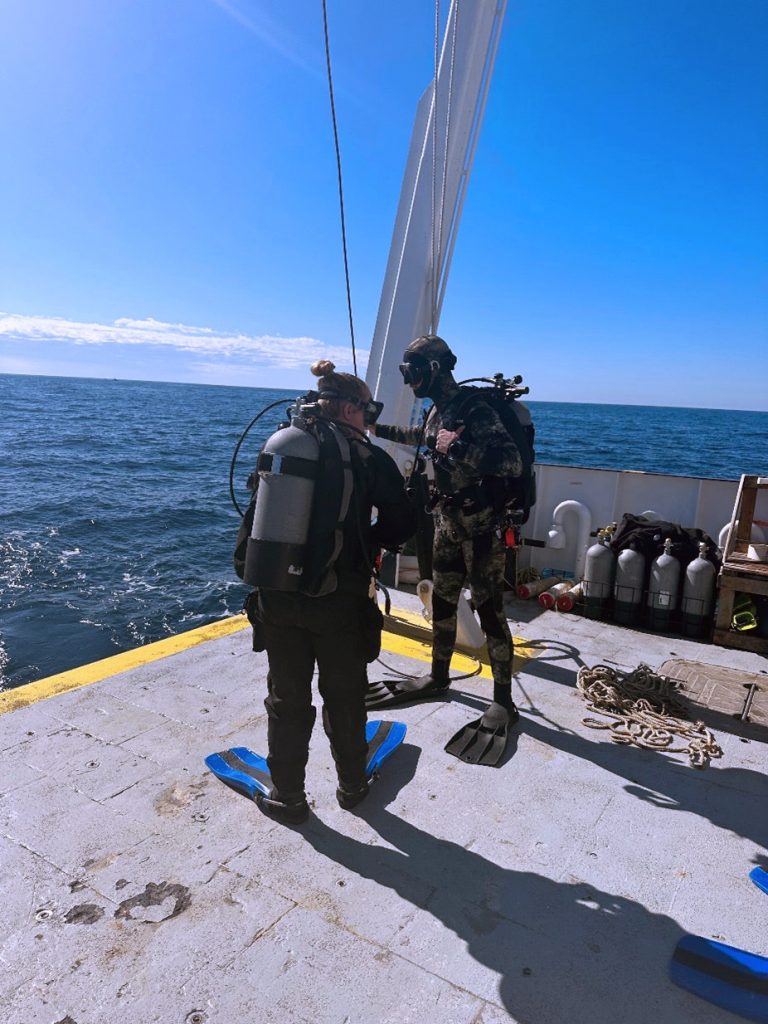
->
318;386;383;426
398;352;441;397
360;398;384;426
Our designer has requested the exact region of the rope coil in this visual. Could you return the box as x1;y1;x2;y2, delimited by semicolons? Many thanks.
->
576;663;723;769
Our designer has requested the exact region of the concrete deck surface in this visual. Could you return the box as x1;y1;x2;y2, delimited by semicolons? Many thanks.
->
1;595;767;1024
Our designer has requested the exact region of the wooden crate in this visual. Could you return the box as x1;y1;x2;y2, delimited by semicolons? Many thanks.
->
713;474;768;654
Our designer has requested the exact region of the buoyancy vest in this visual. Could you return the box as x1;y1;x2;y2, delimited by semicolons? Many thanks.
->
430;385;537;524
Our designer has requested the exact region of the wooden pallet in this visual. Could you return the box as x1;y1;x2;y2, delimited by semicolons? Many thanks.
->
713;474;768;654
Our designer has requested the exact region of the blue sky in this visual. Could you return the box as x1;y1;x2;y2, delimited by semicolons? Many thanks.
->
1;0;766;409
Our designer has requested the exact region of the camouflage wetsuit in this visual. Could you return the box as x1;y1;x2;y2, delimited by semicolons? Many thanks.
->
376;379;522;687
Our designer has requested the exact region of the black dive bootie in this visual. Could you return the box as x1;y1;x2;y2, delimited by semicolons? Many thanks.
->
336;781;370;810
256;789;310;826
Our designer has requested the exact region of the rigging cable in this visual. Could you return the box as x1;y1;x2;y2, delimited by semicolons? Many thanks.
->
436;1;458;324
321;0;357;375
431;0;439;331
430;0;459;333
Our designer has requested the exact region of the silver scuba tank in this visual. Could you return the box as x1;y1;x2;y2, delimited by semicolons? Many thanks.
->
613;544;646;625
244;415;320;591
646;538;681;631
681;542;717;638
583;529;615;620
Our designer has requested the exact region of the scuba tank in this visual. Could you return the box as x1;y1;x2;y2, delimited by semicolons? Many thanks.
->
680;542;717;638
557;580;584;612
613;543;646;626
244;403;352;592
539;581;574;610
647;538;681;631
517;576;564;600
583;530;615;620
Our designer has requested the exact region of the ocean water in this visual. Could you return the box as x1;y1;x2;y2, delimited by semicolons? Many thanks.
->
1;373;766;690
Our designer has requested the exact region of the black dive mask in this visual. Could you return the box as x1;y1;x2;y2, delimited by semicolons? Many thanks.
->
361;398;384;426
318;388;383;426
399;353;441;398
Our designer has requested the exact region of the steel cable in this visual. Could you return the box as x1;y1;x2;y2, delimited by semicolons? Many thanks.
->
321;0;357;374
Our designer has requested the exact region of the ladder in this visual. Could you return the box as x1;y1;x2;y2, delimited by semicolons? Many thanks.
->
713;474;768;654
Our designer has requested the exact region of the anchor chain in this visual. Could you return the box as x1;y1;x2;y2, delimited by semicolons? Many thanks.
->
576;663;723;769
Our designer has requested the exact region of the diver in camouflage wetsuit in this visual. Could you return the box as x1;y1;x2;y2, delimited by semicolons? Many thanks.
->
366;336;523;751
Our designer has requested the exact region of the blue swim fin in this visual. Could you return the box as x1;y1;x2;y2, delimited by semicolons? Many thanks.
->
204;747;272;801
365;719;406;779
750;867;768;897
670;935;768;1023
205;721;405;800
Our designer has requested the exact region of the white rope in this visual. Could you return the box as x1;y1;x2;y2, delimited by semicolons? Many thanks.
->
576;663;723;769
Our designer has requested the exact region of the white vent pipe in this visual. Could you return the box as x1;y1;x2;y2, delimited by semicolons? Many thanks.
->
547;500;592;580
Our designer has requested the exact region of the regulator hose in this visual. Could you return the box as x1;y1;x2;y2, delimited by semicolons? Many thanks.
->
229;397;296;517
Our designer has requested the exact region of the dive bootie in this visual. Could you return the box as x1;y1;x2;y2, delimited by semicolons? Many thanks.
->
365;660;450;710
336;719;407;810
205;746;309;824
256;790;310;826
444;701;519;766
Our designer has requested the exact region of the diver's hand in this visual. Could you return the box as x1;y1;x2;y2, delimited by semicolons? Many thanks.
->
435;424;464;455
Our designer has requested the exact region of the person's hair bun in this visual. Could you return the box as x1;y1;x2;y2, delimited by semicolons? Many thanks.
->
311;359;336;377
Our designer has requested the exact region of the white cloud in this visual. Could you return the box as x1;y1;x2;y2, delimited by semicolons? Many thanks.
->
0;312;364;372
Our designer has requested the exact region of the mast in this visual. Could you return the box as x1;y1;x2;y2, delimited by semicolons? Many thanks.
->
366;0;508;435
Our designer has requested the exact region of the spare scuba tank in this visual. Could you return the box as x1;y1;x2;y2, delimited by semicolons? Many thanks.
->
647;538;681;631
539;581;574;610
613;543;646;626
556;580;584;612
516;576;564;600
680;542;717;638
583;529;615;620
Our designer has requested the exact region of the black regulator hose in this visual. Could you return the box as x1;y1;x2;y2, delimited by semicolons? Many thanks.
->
229;397;296;517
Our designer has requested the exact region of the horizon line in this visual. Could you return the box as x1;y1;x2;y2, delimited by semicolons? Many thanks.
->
1;370;766;416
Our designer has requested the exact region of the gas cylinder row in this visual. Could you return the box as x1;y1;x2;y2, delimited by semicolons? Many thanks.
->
581;531;717;637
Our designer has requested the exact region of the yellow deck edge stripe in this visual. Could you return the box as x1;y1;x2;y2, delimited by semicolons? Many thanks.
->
0;615;251;715
0;607;536;716
380;630;535;680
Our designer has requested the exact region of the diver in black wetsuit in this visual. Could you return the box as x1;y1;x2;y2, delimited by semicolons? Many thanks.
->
255;361;414;823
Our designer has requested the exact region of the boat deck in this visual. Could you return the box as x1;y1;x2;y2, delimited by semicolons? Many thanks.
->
1;595;767;1024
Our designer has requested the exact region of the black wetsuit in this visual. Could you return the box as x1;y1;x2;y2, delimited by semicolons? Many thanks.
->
258;432;414;799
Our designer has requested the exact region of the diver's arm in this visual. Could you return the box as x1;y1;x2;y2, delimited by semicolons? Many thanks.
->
369;448;416;550
371;422;423;446
449;402;522;478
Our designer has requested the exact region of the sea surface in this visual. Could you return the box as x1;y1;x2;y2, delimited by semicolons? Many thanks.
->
1;373;766;690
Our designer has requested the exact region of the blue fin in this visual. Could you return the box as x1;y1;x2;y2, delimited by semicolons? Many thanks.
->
750;867;768;897
670;935;768;1023
204;747;272;800
206;724;404;798
365;719;406;778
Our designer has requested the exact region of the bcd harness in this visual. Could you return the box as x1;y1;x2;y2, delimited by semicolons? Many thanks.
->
426;383;537;525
